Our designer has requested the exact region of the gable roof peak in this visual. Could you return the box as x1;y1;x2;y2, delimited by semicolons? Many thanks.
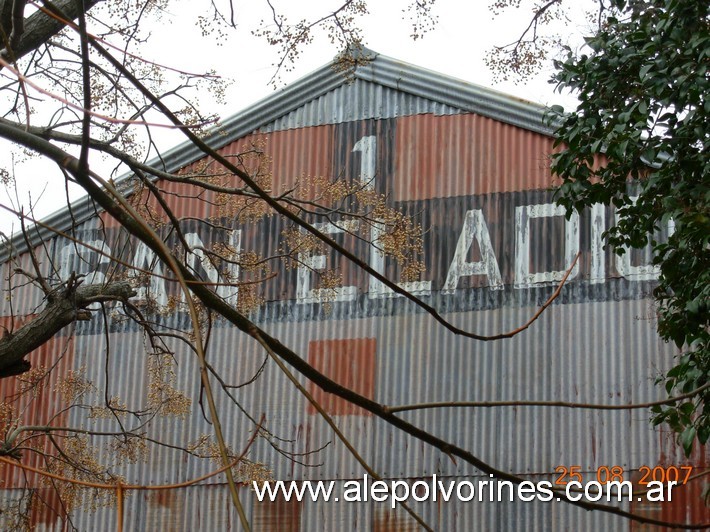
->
0;49;556;261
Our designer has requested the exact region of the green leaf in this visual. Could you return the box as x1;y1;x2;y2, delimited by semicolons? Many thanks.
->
698;425;710;445
679;402;695;416
680;426;696;457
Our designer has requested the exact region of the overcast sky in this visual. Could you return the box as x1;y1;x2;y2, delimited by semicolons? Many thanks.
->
0;0;586;234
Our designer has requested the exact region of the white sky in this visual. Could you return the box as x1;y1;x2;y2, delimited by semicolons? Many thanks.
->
0;0;586;234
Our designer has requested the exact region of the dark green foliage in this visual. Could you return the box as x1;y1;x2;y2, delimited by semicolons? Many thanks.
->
551;0;709;455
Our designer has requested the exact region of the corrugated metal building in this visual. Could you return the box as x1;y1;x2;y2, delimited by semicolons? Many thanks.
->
0;49;706;530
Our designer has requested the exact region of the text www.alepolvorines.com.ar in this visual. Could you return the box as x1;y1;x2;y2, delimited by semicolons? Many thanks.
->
253;474;677;508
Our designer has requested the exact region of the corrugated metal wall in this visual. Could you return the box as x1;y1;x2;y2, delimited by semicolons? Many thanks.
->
0;76;706;531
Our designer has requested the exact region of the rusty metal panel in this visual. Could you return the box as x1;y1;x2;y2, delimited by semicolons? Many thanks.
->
0;314;75;489
393;113;556;200
307;337;377;416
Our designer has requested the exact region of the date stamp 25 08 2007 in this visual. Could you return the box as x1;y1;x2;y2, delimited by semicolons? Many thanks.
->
554;465;694;487
553;465;693;503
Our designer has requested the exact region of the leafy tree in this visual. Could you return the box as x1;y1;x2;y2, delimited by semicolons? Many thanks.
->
549;0;709;454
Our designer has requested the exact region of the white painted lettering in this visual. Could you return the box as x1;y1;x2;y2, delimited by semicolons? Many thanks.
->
353;135;432;298
131;241;168;307
183;231;242;305
514;203;580;288
58;239;112;286
443;209;502;292
590;203;606;284
297;220;359;304
614;197;660;281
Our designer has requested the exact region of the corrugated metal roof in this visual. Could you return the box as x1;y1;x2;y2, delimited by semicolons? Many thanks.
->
261;78;462;132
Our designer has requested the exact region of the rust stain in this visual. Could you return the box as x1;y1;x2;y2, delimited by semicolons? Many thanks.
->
29;488;67;529
144;488;185;531
629;470;710;531
373;506;419;531
149;488;176;508
252;497;302;532
630;430;710;530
